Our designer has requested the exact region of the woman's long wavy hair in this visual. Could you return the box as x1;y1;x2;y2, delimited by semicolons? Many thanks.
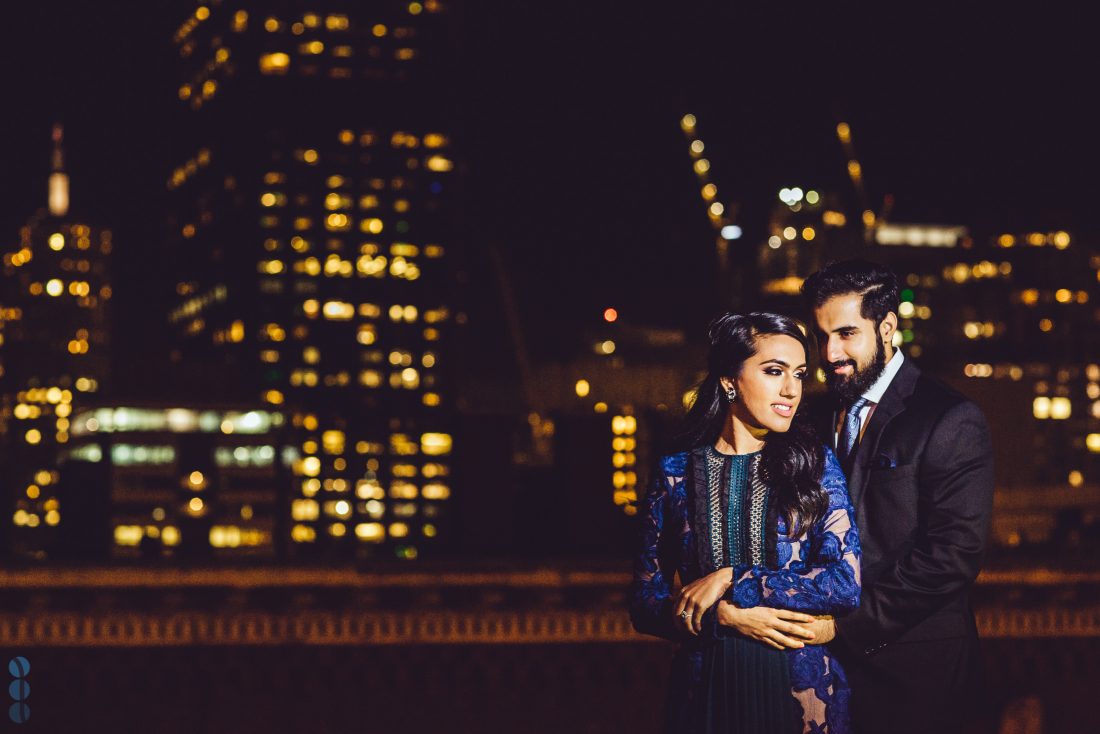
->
674;312;828;535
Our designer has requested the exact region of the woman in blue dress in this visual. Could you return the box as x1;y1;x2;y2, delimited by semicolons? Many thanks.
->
631;312;861;733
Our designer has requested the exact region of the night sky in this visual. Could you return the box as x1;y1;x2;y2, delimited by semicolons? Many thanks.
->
1;2;1095;387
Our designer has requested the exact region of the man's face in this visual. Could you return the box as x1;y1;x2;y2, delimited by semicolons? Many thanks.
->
812;293;894;403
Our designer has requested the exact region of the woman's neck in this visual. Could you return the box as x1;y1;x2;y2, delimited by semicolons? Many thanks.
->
713;410;767;455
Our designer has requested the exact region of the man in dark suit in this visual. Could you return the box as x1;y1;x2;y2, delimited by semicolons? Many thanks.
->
799;260;995;734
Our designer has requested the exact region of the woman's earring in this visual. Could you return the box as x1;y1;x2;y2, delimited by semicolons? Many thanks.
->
725;386;737;402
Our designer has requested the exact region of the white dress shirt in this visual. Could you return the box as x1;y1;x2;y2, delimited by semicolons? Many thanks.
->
835;349;905;450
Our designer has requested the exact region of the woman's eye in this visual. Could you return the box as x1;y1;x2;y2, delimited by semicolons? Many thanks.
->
795;372;807;381
765;368;782;376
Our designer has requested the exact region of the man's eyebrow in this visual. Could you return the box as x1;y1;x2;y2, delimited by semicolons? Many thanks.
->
831;325;860;333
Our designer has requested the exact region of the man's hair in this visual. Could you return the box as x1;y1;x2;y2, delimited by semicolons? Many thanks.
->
801;259;900;326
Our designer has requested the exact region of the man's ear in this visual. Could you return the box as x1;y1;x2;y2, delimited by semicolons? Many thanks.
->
880;312;898;342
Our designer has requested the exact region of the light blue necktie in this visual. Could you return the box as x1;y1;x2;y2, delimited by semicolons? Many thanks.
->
838;397;870;466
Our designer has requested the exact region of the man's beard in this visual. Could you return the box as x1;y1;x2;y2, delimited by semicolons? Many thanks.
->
825;333;888;404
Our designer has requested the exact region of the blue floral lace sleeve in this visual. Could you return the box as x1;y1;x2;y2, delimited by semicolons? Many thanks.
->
630;454;689;641
730;447;861;614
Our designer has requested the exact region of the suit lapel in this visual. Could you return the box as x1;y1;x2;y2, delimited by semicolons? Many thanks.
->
847;359;920;510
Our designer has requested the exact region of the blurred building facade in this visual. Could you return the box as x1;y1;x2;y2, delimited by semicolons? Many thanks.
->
898;229;1100;555
459;176;1100;562
165;1;457;560
0;125;114;559
59;404;290;561
741;182;1100;557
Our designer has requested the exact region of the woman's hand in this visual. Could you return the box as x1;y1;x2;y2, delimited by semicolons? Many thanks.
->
716;600;817;650
674;567;734;636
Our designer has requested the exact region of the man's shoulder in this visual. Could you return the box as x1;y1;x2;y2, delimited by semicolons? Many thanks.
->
904;370;988;429
911;371;967;405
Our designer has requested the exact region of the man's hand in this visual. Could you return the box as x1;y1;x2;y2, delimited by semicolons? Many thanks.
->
674;567;734;636
804;617;836;645
715;600;817;650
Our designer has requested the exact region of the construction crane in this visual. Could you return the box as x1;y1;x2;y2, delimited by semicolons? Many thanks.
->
834;120;892;243
488;245;554;466
679;113;745;306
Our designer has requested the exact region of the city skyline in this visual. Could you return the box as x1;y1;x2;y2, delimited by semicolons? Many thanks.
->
0;2;1096;564
2;3;1097;376
0;7;1096;732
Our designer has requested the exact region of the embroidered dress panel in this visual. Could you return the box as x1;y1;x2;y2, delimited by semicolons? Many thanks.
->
704;448;759;569
704;448;726;570
747;455;767;566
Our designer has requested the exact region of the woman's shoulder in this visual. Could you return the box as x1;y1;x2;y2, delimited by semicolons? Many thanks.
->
658;451;690;478
820;444;842;474
819;444;851;502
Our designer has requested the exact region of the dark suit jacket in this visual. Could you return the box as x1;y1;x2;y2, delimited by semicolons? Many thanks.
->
813;358;995;656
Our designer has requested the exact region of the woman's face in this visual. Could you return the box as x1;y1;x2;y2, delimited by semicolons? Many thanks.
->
721;334;808;434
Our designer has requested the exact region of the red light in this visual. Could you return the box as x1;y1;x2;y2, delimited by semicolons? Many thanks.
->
603;308;618;323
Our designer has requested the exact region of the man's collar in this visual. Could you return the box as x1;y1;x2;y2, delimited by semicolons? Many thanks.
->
862;349;905;404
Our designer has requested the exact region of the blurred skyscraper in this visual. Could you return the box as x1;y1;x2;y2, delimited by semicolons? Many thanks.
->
165;1;456;560
889;229;1100;552
63;403;289;561
0;125;114;559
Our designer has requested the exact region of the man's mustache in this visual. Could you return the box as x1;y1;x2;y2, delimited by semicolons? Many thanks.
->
826;359;857;371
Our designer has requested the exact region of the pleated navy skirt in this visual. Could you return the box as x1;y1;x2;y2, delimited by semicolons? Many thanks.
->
666;636;802;734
